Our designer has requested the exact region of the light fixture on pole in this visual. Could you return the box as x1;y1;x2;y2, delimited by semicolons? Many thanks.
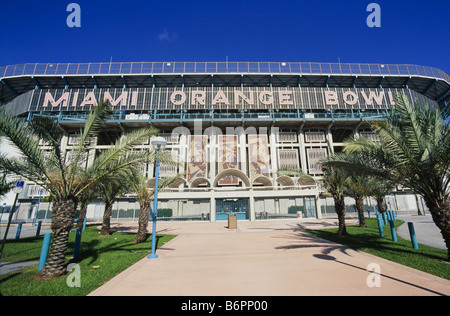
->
148;137;167;259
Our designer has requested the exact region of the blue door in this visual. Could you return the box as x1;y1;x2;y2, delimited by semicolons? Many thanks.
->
216;199;249;220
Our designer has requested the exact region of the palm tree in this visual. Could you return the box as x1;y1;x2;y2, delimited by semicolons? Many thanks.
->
75;183;99;229
127;167;182;244
344;172;371;227
98;171;130;236
320;163;349;235
0;170;15;198
0;102;160;277
280;162;349;235
366;176;395;216
326;94;450;260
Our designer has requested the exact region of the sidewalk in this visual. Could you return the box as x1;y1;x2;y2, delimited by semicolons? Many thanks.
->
89;218;450;296
396;215;446;250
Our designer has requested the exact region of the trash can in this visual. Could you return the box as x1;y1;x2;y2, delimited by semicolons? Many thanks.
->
228;213;237;229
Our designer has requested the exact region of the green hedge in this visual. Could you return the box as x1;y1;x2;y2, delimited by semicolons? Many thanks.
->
287;205;304;214
157;208;173;218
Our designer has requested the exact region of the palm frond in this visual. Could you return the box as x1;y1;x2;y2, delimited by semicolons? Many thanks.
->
0;108;54;188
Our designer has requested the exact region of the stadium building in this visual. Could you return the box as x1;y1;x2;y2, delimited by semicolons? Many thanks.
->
1;61;449;223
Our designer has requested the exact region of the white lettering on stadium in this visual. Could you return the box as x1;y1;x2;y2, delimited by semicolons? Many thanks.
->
40;87;398;110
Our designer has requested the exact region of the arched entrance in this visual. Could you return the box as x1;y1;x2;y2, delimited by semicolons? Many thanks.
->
213;169;250;187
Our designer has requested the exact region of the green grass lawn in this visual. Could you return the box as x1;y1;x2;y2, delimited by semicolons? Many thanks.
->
0;225;176;296
304;218;449;280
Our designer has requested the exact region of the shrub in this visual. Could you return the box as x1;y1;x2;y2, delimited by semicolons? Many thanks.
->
157;208;173;218
288;205;304;214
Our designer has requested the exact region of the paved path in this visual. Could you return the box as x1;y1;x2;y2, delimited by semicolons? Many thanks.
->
0;222;52;240
396;215;446;250
89;219;450;296
0;261;38;275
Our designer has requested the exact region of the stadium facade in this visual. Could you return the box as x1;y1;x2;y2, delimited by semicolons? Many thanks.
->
1;61;449;223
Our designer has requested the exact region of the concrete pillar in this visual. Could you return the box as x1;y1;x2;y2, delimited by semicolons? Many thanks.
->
315;192;323;219
249;189;255;221
298;129;308;174
210;195;216;222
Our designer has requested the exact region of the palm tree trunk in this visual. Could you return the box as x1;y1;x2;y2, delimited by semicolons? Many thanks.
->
39;199;76;278
100;202;114;236
334;193;347;235
76;204;88;229
355;195;367;227
376;196;387;214
423;197;450;262
134;202;150;244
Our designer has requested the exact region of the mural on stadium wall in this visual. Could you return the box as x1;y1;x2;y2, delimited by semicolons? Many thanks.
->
248;134;270;184
187;135;208;184
217;135;238;185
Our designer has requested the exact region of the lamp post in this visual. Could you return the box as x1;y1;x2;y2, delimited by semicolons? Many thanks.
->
148;137;167;259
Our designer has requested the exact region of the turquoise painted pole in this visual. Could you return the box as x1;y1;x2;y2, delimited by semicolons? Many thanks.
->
73;228;82;259
36;221;42;237
382;212;388;225
377;214;384;237
15;222;23;240
389;220;398;242
82;217;87;230
407;222;419;249
38;232;52;271
391;210;396;221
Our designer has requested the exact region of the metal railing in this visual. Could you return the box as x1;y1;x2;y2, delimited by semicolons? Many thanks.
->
29;109;387;123
1;61;449;83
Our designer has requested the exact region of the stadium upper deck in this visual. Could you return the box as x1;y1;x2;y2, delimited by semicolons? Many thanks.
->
1;62;449;106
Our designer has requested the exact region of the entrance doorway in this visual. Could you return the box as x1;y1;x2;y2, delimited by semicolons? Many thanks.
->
216;198;249;220
304;196;317;218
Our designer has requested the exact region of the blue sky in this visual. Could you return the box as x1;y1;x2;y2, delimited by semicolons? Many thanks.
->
0;0;449;74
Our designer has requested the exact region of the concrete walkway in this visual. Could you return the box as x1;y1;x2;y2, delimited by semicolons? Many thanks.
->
89;218;450;296
396;215;446;250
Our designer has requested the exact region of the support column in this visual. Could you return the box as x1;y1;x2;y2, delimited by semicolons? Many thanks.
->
210;195;216;222
249;189;255;221
209;126;216;187
298;129;308;174
315;191;323;219
239;126;247;176
326;124;334;155
269;126;278;182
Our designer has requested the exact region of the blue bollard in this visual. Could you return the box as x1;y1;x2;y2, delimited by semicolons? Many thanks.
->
389;220;398;242
407;222;419;249
391;210;396;221
38;232;52;271
368;210;371;218
387;210;392;221
73;227;82;259
36;221;42;237
382;212;388;225
82;217;87;231
377;215;384;237
15;222;23;240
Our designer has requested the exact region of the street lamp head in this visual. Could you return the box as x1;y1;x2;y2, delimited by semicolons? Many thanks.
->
151;136;167;150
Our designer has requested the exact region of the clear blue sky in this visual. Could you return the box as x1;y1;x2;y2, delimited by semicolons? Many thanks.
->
0;0;449;74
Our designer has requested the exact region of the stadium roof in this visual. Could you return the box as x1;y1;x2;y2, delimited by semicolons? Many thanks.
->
1;61;449;107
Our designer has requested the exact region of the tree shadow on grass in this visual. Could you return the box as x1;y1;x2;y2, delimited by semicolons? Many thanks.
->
67;231;171;266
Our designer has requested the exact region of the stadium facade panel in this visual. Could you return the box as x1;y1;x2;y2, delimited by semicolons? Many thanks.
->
1;62;449;222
